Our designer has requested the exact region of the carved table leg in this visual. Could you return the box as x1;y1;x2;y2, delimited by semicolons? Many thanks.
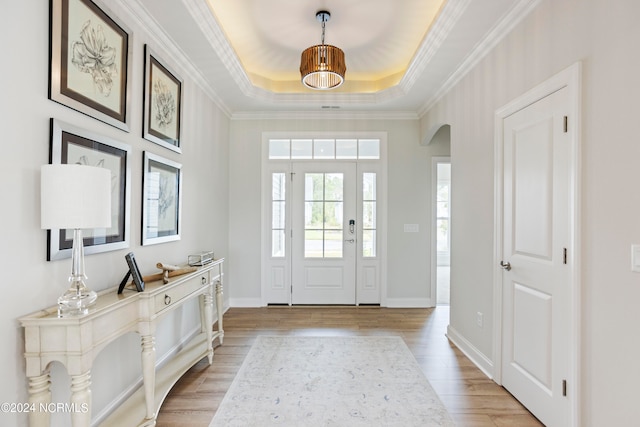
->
141;335;156;421
203;291;214;364
215;280;224;344
70;371;91;427
28;371;51;427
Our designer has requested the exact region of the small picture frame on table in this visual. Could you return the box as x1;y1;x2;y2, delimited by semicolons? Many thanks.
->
118;252;144;294
49;0;133;132
143;45;183;153
142;152;182;246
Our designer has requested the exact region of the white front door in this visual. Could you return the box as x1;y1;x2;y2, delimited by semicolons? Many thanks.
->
500;86;572;426
291;162;357;304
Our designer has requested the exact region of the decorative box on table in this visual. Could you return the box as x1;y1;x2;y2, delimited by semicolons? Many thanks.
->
188;250;214;266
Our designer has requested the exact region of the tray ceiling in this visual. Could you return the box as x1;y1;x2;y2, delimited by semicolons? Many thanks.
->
125;0;539;116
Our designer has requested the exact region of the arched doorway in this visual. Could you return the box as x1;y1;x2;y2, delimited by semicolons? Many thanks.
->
426;124;451;306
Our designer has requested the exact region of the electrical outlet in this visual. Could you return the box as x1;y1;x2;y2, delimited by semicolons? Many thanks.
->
476;311;483;328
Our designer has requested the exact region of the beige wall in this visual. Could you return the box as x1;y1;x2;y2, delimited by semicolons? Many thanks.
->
421;0;640;424
0;1;230;425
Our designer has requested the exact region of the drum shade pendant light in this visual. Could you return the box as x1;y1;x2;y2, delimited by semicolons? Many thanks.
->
300;11;346;90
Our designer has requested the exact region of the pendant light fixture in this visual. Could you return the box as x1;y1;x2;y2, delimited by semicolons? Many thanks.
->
300;11;346;90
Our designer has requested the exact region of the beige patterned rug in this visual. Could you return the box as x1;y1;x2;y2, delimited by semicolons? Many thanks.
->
209;336;455;426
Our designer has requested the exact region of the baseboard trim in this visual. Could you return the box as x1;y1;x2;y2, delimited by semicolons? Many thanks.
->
229;297;264;307
385;297;431;308
228;297;437;308
446;325;494;379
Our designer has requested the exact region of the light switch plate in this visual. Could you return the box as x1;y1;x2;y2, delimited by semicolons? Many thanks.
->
631;245;640;272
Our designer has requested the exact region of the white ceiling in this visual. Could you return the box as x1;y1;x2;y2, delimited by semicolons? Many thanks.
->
206;0;446;90
126;0;538;117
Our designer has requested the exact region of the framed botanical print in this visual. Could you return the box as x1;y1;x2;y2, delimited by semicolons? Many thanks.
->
142;152;182;245
49;0;133;132
143;45;183;153
48;119;131;260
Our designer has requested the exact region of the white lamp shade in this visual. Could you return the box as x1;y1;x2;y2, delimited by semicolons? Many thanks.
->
41;164;112;230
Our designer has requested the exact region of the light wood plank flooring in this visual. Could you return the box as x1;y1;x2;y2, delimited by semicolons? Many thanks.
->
157;306;543;426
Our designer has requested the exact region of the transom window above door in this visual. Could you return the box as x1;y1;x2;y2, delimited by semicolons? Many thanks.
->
268;138;380;160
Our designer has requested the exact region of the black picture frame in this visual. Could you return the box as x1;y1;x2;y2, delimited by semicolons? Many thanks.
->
143;45;183;153
48;119;131;261
49;0;133;131
118;252;144;293
142;152;182;246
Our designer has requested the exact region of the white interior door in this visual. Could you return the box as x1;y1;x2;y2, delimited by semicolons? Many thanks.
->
500;87;571;426
292;162;356;304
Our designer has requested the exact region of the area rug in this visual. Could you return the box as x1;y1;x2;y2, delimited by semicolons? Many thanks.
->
209;336;455;426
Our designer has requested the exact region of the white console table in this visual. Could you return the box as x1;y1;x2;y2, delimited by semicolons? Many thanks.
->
19;258;225;427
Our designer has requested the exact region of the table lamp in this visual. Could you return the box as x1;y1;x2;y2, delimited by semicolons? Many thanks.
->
41;164;112;317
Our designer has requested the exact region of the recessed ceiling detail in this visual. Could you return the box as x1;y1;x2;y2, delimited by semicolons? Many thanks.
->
206;0;446;94
128;0;538;115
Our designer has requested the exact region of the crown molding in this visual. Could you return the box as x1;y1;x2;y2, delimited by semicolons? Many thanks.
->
180;0;256;98
418;0;542;117
184;0;468;106
230;110;419;121
399;0;473;92
120;0;232;117
119;0;540;119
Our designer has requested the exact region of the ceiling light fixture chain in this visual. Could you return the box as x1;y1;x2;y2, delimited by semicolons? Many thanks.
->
320;12;326;45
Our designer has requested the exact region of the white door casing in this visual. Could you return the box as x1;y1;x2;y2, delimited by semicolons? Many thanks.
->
291;162;357;304
494;63;581;427
261;133;387;307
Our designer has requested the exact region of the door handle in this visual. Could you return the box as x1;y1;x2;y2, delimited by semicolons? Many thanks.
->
344;239;355;243
499;261;511;271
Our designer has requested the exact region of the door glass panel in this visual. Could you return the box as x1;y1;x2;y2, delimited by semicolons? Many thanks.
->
272;201;285;228
272;230;285;257
314;139;335;159
363;230;376;257
358;139;380;159
437;201;449;218
273;173;285;199
304;172;344;258
304;230;323;258
305;201;324;228
292;139;312;159
362;172;377;257
363;201;376;228
269;139;290;159
324;202;343;229
306;173;324;200
324;230;343;258
336;139;357;159
325;173;343;200
271;173;286;257
363;173;376;200
269;138;380;160
437;219;449;252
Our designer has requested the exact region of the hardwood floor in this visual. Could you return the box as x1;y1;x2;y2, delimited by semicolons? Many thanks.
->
156;306;543;426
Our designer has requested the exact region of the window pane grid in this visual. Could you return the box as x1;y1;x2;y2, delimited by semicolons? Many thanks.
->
362;172;377;257
269;139;380;160
304;173;343;258
271;173;286;257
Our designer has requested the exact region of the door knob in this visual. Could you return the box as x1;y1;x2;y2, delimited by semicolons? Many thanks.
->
499;261;511;271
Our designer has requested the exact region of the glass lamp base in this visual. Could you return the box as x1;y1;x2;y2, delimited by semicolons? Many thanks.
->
57;287;97;317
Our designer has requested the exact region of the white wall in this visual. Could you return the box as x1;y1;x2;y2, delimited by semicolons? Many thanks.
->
228;117;450;307
421;0;640;424
0;1;229;425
